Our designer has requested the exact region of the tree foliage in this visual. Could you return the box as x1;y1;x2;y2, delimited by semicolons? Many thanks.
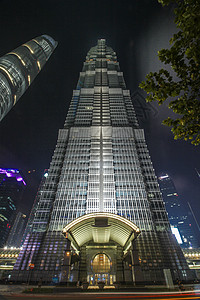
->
140;0;200;145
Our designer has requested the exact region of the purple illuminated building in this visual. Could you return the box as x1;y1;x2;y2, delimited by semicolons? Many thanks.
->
0;168;26;247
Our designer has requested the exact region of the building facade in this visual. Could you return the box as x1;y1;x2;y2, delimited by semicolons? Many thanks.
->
0;168;26;247
158;174;199;249
12;40;194;285
22;170;48;242
183;248;200;280
0;248;21;281
0;35;57;122
6;212;27;248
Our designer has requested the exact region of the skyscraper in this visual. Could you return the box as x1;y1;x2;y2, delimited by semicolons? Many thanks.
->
12;40;193;285
22;170;48;241
0;168;26;247
158;174;199;249
0;35;57;122
6;212;27;248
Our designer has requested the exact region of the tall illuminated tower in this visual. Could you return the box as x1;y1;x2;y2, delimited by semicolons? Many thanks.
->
0;35;57;121
158;174;199;248
12;40;193;285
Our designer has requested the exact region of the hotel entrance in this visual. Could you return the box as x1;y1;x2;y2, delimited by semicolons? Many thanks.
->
62;213;141;285
89;273;114;285
89;253;113;285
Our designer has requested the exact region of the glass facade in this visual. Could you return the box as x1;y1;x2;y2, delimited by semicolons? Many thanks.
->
0;35;57;121
158;174;199;248
6;212;27;248
12;40;194;284
0;168;26;247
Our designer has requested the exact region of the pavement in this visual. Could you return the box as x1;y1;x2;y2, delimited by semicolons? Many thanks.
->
0;284;200;298
1;291;200;300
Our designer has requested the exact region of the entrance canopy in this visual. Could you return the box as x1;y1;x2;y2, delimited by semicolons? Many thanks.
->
63;213;140;252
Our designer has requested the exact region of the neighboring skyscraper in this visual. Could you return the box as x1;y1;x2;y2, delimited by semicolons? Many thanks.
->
0;35;57;122
12;40;194;285
22;170;48;240
0;168;26;247
158;174;199;249
6;212;27;248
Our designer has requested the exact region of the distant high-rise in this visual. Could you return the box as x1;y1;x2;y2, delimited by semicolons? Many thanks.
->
12;40;194;285
0;168;26;247
158;174;199;249
0;35;57;121
6;212;27;248
22;170;48;240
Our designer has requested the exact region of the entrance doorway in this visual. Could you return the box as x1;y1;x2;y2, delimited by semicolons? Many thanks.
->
90;253;112;285
89;273;114;285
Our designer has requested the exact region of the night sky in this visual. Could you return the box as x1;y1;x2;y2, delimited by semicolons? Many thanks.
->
0;0;199;237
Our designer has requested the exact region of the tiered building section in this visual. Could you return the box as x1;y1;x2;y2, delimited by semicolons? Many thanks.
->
12;40;193;284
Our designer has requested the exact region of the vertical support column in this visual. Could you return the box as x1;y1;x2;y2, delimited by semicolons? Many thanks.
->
116;246;124;282
78;245;87;283
60;238;71;283
123;254;133;283
131;240;144;284
163;269;174;289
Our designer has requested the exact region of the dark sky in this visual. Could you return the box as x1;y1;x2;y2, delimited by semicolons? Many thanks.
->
0;0;199;236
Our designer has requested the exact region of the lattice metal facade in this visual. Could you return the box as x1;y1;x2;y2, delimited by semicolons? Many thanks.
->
0;35;57;121
12;39;193;284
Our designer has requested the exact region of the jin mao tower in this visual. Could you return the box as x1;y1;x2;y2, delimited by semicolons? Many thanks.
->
12;40;193;285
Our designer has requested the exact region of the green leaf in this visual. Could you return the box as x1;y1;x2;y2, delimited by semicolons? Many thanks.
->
139;0;200;145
